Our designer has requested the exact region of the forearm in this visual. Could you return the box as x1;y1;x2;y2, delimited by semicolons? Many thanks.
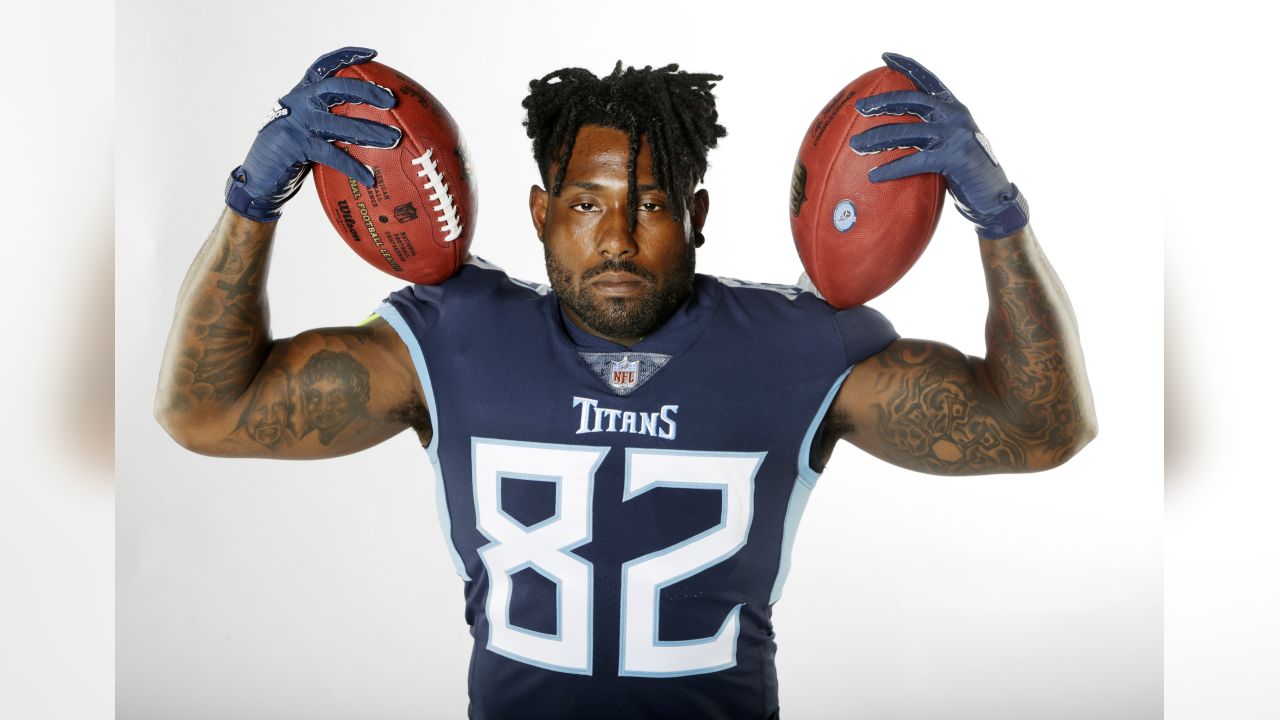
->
155;209;276;433
979;225;1097;465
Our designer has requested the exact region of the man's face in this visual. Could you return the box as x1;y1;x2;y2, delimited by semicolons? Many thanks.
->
531;125;708;346
303;376;357;433
247;369;291;448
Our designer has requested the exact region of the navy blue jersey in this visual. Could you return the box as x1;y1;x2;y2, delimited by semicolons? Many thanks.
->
375;259;896;720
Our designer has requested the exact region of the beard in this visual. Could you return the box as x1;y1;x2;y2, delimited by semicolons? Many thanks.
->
546;242;696;342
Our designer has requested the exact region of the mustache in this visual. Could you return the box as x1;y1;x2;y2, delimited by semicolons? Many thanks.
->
581;259;657;284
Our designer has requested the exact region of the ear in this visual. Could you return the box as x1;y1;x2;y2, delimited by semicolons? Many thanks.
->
691;188;709;247
529;185;549;242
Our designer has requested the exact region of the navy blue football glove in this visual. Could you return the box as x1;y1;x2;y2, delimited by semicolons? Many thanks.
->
225;47;402;222
849;53;1029;240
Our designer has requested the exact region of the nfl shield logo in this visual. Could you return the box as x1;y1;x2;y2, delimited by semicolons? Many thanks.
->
609;356;639;390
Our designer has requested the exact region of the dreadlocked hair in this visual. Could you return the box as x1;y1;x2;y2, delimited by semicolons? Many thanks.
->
522;61;727;231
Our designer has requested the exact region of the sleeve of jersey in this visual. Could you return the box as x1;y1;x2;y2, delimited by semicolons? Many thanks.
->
833;304;899;366
376;284;445;337
371;285;446;442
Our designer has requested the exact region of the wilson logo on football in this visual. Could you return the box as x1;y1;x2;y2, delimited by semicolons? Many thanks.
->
411;149;464;243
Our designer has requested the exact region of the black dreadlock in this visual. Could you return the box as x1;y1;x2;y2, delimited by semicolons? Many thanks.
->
522;61;727;231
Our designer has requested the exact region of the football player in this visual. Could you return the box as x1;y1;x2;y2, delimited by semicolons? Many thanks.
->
157;47;1096;719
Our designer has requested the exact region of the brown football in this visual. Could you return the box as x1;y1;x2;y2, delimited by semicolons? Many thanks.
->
314;60;476;284
789;66;945;308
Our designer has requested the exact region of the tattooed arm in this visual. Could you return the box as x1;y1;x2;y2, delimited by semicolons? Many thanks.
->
821;226;1097;475
155;210;430;459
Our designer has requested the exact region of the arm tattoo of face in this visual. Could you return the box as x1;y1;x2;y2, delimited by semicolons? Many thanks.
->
230;349;375;448
296;349;373;445
233;366;297;449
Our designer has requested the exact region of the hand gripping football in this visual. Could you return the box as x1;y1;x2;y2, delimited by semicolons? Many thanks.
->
314;60;476;284
789;65;945;308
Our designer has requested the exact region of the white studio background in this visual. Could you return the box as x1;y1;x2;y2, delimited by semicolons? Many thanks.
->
0;2;115;719
116;2;1162;719
1162;8;1280;720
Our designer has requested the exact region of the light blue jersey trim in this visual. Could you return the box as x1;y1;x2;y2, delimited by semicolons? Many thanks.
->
466;255;550;295
797;367;852;489
713;275;804;300
376;301;471;581
768;481;813;605
769;367;853;604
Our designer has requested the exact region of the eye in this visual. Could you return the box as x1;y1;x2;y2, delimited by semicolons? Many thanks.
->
638;201;663;213
571;202;598;212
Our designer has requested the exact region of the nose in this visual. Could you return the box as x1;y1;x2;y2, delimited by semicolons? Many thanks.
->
595;204;637;260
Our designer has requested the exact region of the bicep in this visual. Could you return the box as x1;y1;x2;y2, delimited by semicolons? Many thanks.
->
178;318;430;459
827;339;1045;475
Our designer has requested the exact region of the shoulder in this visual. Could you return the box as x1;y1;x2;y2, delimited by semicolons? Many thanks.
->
708;274;897;365
461;256;551;297
706;274;832;328
388;256;548;305
710;274;816;305
382;257;549;325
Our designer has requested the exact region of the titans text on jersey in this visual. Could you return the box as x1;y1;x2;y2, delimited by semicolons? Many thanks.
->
573;396;679;438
